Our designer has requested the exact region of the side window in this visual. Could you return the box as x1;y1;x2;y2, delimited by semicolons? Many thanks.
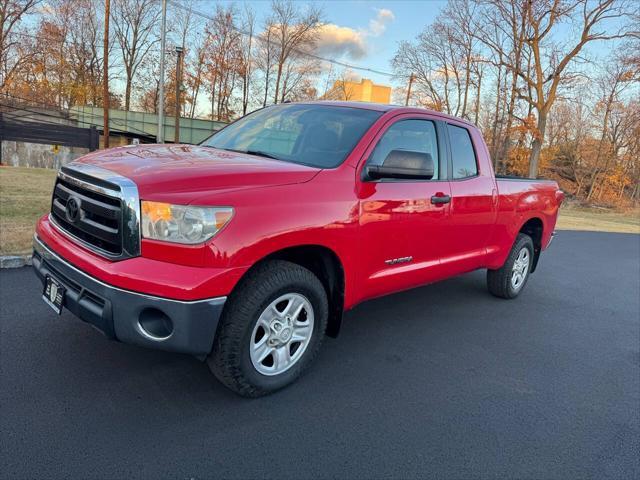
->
368;119;439;180
448;124;478;179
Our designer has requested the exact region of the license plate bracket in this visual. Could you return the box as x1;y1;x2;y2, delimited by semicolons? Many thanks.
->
43;275;65;315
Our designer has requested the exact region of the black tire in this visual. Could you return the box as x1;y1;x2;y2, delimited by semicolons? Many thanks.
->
487;233;534;299
208;260;328;398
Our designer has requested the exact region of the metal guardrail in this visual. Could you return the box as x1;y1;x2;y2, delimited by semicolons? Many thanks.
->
69;106;228;144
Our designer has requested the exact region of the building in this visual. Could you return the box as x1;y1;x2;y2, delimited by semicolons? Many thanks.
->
322;78;392;104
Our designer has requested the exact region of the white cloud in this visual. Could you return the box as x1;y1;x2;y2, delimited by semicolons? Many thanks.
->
369;8;395;37
313;8;395;60
315;24;368;60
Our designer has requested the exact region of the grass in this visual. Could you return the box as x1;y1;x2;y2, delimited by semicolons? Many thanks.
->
557;204;640;234
0;166;57;255
0;166;638;256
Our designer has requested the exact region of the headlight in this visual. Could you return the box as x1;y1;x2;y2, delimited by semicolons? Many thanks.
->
141;201;233;244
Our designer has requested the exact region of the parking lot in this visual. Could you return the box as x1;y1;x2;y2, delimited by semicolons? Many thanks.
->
1;231;638;479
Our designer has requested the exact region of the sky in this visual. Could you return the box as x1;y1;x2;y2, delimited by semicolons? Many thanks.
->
201;0;449;87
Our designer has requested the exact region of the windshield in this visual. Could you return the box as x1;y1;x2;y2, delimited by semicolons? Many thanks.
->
201;104;382;168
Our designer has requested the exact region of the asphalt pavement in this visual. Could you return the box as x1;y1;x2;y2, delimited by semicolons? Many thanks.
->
1;231;639;479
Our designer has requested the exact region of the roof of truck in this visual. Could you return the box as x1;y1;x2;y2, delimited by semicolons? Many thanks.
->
293;100;477;127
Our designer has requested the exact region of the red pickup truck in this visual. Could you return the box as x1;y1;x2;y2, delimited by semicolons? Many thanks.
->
33;102;563;397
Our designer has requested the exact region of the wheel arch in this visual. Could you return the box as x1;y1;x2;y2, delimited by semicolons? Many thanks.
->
234;244;346;338
518;217;544;272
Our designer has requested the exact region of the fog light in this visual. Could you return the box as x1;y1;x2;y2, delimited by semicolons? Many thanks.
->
138;308;173;340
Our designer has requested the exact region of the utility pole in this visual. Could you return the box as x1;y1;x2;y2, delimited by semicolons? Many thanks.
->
405;73;414;107
174;46;184;144
103;0;110;148
157;0;167;143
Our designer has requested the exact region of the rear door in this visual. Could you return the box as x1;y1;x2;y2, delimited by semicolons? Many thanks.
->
355;114;453;302
443;121;497;274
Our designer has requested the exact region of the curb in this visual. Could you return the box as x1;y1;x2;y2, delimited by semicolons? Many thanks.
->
0;255;33;269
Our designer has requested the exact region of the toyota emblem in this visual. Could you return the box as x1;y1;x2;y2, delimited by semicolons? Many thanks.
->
65;196;81;223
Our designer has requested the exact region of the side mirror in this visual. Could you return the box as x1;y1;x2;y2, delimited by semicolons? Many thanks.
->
365;150;434;181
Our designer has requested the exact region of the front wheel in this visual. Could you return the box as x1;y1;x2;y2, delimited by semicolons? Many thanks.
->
487;233;534;299
208;260;328;397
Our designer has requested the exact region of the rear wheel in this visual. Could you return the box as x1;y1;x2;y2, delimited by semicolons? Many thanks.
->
208;260;328;397
487;233;534;299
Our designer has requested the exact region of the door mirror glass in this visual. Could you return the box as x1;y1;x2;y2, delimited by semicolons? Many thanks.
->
366;150;434;180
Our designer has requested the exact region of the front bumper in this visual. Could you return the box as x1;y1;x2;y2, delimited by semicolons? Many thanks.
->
33;236;226;356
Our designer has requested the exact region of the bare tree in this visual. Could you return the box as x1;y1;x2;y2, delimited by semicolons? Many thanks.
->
0;0;39;90
239;5;255;116
203;4;241;121
111;0;160;111
473;0;529;171
585;59;636;200
39;0;72;108
485;0;637;177
267;0;322;105
57;0;103;106
393;33;447;112
447;0;480;119
186;34;206;118
76;1;103;105
169;0;204;117
136;48;161;113
256;19;276;107
392;1;481;117
471;58;484;124
279;54;319;102
545;100;592;194
103;0;110;146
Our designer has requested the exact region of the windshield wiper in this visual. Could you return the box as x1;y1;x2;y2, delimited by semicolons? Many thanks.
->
244;150;281;160
217;147;281;161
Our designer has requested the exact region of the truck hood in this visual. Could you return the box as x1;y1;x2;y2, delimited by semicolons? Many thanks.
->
73;144;320;199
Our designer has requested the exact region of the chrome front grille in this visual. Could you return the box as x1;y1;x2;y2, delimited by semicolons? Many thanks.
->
51;176;122;254
49;163;141;260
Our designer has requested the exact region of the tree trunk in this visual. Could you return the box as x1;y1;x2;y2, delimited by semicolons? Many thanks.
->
586;171;601;202
442;65;450;114
490;65;503;170
190;59;203;118
125;76;132;111
618;183;626;200
242;75;248;115
280;75;287;103
273;61;283;105
499;69;519;174
262;68;269;107
528;112;547;178
103;0;110;148
461;55;471;118
586;100;614;201
211;79;216;120
190;85;199;118
473;68;482;125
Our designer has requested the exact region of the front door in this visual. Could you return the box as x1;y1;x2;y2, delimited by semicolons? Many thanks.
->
356;116;452;303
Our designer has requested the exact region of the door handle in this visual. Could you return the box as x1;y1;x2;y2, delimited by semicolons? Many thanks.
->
431;194;451;205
